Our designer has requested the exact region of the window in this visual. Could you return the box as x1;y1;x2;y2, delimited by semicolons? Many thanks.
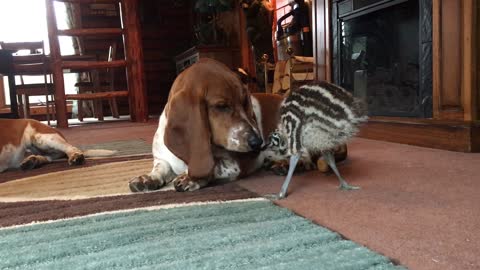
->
0;0;77;108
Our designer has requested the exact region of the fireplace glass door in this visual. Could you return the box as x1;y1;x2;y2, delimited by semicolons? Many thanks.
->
332;0;432;118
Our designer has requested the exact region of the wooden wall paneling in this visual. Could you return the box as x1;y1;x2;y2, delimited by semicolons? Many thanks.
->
121;0;148;122
239;2;250;70
311;0;329;81
139;1;193;114
323;0;331;82
311;0;317;79
475;0;479;121
473;1;479;152
432;0;464;120
239;3;252;72
358;118;480;152
462;0;476;121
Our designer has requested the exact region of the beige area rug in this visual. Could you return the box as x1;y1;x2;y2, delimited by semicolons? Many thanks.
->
0;159;168;202
80;139;152;157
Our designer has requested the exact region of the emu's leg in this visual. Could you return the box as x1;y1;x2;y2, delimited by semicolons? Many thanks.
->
266;153;301;200
322;150;360;190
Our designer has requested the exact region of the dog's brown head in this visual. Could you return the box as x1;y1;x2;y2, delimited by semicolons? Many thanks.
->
164;58;262;178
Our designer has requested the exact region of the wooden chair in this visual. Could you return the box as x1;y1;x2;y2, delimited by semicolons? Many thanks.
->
74;43;120;121
45;0;147;128
0;41;55;124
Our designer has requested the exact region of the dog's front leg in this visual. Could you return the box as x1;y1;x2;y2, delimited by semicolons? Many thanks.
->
129;159;177;192
173;172;210;192
173;157;241;192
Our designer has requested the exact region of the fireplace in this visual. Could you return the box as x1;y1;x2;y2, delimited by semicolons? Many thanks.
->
331;0;432;117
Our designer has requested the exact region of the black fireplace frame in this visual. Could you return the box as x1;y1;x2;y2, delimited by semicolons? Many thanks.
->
331;0;433;118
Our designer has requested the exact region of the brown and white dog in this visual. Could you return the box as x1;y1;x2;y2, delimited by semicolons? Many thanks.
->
0;119;115;173
128;58;347;192
129;59;284;192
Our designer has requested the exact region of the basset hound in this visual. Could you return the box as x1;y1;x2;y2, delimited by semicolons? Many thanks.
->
128;58;347;192
0;119;115;173
129;59;285;192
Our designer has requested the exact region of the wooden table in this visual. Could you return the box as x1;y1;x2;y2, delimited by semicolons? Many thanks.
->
0;50;19;118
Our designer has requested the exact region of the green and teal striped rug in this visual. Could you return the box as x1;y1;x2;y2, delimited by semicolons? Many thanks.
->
0;199;405;270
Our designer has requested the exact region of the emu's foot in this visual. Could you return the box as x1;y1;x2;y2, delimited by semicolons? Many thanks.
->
263;192;287;200
339;183;360;190
129;175;165;192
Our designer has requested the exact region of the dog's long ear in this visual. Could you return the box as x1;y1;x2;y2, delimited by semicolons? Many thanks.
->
164;87;214;179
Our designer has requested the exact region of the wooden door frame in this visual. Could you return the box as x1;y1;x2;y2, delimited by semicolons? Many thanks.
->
311;0;331;81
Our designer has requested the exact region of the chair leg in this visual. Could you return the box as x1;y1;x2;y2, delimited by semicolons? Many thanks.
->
23;94;30;119
51;96;56;121
45;94;51;126
94;100;104;121
17;94;24;118
77;100;84;122
109;97;119;118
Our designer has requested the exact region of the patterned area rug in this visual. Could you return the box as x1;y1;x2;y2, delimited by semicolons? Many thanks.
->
0;159;154;202
79;139;152;157
0;199;405;270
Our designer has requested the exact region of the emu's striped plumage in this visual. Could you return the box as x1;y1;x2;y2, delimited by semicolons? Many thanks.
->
280;82;368;155
268;81;368;199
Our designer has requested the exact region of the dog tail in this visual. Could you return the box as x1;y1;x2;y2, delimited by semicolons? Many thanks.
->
83;149;118;157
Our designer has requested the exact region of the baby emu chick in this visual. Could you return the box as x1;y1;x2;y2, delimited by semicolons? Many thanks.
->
268;81;368;199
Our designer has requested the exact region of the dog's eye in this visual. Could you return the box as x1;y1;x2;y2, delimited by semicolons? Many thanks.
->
214;104;231;112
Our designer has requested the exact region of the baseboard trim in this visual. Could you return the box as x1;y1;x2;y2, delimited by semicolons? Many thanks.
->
358;117;480;152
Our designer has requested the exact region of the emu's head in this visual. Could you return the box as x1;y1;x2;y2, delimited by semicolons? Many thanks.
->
265;130;288;155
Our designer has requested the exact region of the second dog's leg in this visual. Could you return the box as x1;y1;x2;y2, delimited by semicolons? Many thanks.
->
20;151;66;170
31;133;85;166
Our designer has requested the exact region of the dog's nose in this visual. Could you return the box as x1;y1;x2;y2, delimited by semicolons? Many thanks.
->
248;134;263;151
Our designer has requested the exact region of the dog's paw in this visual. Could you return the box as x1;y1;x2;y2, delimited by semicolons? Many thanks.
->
173;173;201;192
20;155;42;170
129;175;165;192
269;160;289;176
68;152;85;166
